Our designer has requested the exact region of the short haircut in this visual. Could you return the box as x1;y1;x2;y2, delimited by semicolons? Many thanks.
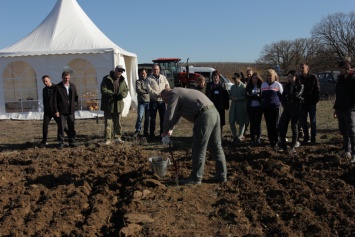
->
42;75;50;80
138;68;147;74
197;75;205;83
212;70;220;77
62;71;70;77
152;64;161;70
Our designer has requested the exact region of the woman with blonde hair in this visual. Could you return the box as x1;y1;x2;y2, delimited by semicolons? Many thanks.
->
261;69;283;149
196;75;206;94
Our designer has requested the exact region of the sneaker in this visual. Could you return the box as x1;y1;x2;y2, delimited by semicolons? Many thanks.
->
179;178;202;186
57;144;64;149
133;131;139;138
294;141;300;148
104;140;112;145
115;138;124;144
38;141;48;148
276;145;286;152
256;139;261;145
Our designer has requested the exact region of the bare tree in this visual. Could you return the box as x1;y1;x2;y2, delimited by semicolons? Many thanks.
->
311;12;355;62
257;40;295;74
257;38;324;73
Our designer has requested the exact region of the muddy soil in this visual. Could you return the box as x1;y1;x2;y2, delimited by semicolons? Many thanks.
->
0;100;354;236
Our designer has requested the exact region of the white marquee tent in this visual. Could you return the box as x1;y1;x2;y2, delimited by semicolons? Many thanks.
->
0;0;138;120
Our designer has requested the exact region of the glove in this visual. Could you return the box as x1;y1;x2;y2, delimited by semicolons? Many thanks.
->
162;135;170;144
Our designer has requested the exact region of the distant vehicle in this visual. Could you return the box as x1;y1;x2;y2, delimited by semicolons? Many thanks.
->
152;58;181;88
180;66;233;91
138;58;181;88
140;58;233;90
316;71;340;96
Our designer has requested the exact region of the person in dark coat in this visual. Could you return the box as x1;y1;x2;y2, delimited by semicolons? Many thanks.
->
245;72;263;145
100;65;129;145
299;62;320;144
53;71;79;149
277;70;304;152
38;75;60;148
205;70;229;134
333;60;355;162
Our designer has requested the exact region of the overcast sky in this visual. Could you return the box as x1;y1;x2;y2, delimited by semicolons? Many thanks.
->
1;0;354;64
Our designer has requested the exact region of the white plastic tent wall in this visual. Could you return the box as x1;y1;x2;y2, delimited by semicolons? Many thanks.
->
0;0;138;120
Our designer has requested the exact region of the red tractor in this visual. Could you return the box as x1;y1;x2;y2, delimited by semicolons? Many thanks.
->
150;58;200;88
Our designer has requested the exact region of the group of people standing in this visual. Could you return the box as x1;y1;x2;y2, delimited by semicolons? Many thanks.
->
226;63;319;153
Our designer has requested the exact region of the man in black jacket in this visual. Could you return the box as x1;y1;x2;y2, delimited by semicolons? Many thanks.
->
38;75;60;148
53;71;79;149
333;60;355;162
299;63;320;144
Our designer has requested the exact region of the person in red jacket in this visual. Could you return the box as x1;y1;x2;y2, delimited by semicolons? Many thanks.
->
53;71;78;149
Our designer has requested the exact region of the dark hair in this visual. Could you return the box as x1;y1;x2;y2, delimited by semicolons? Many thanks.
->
62;71;70;77
287;69;301;85
42;75;50;80
152;64;161;70
233;72;241;78
287;70;297;77
249;72;263;86
338;60;351;70
212;70;220;77
138;68;147;74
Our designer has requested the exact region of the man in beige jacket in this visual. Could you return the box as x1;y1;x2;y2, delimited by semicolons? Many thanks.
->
146;64;170;140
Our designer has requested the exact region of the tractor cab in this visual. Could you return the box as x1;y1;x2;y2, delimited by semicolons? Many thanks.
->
152;58;181;88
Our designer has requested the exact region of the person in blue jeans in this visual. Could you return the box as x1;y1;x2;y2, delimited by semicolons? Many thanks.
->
134;68;150;137
299;63;320;144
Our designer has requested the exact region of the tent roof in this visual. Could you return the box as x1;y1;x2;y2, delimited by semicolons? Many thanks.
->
0;0;136;58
